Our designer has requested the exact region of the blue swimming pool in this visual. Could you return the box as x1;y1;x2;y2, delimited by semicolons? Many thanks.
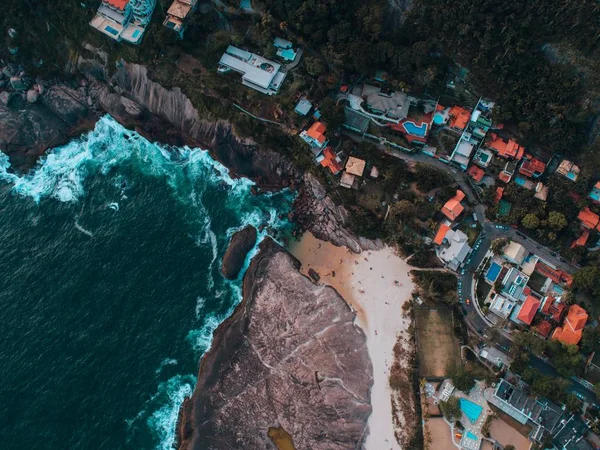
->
105;25;119;36
486;262;502;283
433;113;445;125
132;29;141;39
403;121;428;137
515;176;527;186
466;431;478;440
460;398;483;423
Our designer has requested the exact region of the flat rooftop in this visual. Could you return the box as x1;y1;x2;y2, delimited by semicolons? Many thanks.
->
219;46;282;90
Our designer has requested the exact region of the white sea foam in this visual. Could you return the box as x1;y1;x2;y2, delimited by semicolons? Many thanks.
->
74;220;94;237
155;358;178;375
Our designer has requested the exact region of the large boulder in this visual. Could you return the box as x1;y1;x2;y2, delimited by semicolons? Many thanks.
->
221;225;258;280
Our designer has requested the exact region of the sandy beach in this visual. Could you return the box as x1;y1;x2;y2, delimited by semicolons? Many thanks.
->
288;232;416;450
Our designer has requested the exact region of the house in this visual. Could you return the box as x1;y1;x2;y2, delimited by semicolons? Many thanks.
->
489;293;516;319
273;37;298;62
339;172;356;189
503;241;527;266
535;261;573;287
556;160;580;182
441;190;465;221
534;320;553;338
347;84;410;124
515;295;541;326
343;106;371;133
578;207;600;229
479;346;512;369
218;46;287;95
519;157;546;178
552;304;588;346
163;0;197;38
487;134;525;160
467;164;485;182
571;229;590;248
499;160;518;183
589;181;600;203
450;135;475;170
472;147;494;168
316;147;342;175
552;416;594;450
494;187;504;203
294;98;312;116
438;228;472;271
501;267;530;302
370;166;379;178
540;296;566;322
534;182;549;201
433;222;452;245
90;0;155;44
300;121;328;149
448;105;471;132
345;157;366;177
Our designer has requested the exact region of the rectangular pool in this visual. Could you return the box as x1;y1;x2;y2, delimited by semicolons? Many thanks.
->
466;431;478;440
460;398;483;423
485;262;502;283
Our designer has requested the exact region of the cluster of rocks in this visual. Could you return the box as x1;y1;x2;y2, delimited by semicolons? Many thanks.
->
291;173;383;253
177;238;373;450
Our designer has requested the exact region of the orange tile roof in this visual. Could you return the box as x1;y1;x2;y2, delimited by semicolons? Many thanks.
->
307;121;326;144
519;158;546;177
467;165;485;182
552;305;588;346
105;0;129;9
498;171;512;183
571;229;590;248
488;136;525;160
540;296;566;321
434;223;451;245
517;295;541;325
595;181;600;190
535;320;553;338
494;187;504;203
441;190;465;221
578;207;600;229
319;147;342;175
448;106;470;131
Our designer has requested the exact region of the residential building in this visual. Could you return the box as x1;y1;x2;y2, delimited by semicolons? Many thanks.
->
300;121;328;149
479;346;512;369
345;157;366;177
534;320;553;338
163;0;197;38
534;182;549;201
347;84;410;124
489;293;516;319
441;190;465;221
499;160;518;183
487;134;525;160
519;157;546;178
218;46;287;95
273;37;298;62
540;295;566;322
343;106;371;133
535;261;573;287
339;172;355;189
556;159;580;182
515;295;541;326
90;0;156;44
438;228;472;271
294;98;312;116
472;147;493;168
467;164;485;182
589;181;600;203
571;229;590;248
503;241;527;266
578;207;600;230
552;416;594;450
494;187;504;203
552;304;588;346
433;222;451;245
501;267;529;302
448;105;471;132
316;147;342;175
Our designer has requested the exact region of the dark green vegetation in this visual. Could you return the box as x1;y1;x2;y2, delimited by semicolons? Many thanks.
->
439;396;462;421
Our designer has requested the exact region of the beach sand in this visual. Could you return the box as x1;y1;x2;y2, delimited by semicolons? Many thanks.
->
288;232;415;450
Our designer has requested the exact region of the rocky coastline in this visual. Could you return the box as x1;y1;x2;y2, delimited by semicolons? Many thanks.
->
177;237;373;450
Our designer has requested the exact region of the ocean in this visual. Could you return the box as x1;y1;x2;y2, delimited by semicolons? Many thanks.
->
0;116;293;449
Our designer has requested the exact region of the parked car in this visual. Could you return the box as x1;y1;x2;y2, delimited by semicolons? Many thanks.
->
466;298;471;305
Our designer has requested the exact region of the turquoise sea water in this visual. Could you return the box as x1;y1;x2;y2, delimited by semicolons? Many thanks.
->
0;116;293;449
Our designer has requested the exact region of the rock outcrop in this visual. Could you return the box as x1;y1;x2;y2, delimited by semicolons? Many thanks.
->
177;238;373;450
291;173;384;253
221;225;258;280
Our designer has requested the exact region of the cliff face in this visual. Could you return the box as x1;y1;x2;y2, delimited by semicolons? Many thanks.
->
177;238;373;450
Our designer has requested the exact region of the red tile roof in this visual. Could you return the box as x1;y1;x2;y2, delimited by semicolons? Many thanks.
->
517;295;541;325
571;229;590;248
488;135;525;160
307;121;326;144
535;261;573;287
441;190;465;221
540;296;567;322
578;207;600;229
535;320;553;338
448;106;470;131
498;171;512;183
494;187;504;203
467;165;485;182
319;147;342;175
552;305;588;345
105;0;129;10
519;158;546;178
434;223;451;245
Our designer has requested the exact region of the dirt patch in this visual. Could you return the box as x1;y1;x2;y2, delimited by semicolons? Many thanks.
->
488;418;531;450
415;307;460;377
488;404;533;437
428;417;455;450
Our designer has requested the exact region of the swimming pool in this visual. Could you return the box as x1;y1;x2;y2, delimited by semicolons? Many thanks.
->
515;176;527;186
460;398;483;423
486;262;502;283
433;113;445;125
466;431;478;440
403;121;428;137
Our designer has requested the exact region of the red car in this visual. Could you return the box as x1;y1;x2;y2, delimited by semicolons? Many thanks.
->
466;298;471;305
